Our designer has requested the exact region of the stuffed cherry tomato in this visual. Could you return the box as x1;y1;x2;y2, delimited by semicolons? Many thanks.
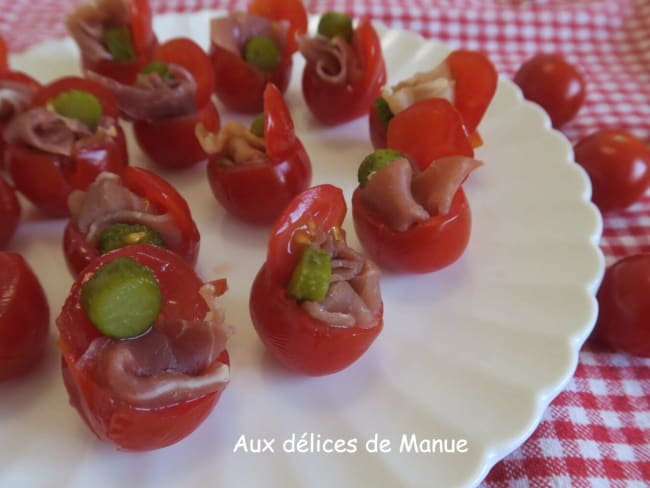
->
370;50;497;149
0;177;20;249
248;0;308;53
66;0;157;85
5;77;128;217
209;6;300;113
0;252;49;380
63;167;200;275
299;13;386;125
57;245;231;451
198;83;311;224
353;100;480;273
250;184;383;376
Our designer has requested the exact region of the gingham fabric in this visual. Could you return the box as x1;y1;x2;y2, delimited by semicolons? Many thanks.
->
2;1;649;486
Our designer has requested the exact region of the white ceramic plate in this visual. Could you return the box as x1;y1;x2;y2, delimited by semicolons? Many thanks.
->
1;11;604;488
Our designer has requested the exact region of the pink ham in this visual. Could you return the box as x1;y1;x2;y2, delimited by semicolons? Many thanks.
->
68;172;182;247
411;156;482;215
210;11;288;56
0;80;36;122
77;285;231;407
359;157;430;232
297;35;357;85
87;65;197;121
196;121;267;166
66;0;130;62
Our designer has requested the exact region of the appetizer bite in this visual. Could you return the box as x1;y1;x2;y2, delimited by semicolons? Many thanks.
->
0;176;20;248
209;0;307;113
197;83;311;224
66;0;157;84
4;77;128;217
57;245;231;450
298;11;386;125
90;38;221;169
63;168;200;275
250;184;383;376
353;99;480;273
0;252;49;381
370;50;497;149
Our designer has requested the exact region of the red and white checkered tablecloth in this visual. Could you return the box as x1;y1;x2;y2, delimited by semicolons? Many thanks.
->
2;1;649;486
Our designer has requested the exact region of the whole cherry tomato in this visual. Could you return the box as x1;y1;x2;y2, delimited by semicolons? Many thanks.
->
302;18;386;125
514;53;586;128
6;76;128;217
63;166;200;275
593;254;650;357
0;252;49;380
133;38;221;169
248;0;308;53
0;176;20;249
250;184;383;375
57;245;230;450
77;0;158;84
206;83;312;224
573;130;650;212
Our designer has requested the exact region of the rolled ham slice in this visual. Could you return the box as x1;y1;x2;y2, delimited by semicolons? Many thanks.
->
0;80;36;121
297;35;356;85
210;11;288;56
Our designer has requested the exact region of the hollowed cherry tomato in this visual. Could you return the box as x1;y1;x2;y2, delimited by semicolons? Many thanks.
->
514;53;586;128
0;177;20;249
0;252;49;380
574;130;650;212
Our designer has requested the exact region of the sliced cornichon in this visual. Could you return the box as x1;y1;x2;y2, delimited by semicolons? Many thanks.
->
81;256;162;339
140;60;172;78
357;149;403;187
104;26;135;61
373;96;394;128
288;247;331;302
98;223;166;254
244;35;281;72
317;11;353;43
250;112;265;138
50;90;103;131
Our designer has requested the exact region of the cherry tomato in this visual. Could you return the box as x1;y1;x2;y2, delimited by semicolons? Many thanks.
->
63;166;200;275
386;98;474;171
82;0;157;85
248;0;308;53
0;36;7;72
514;53;586;128
7;76;128;217
0;252;49;380
57;245;229;450
573;130;650;212
352;187;471;273
302;18;386;125
250;184;382;375
207;83;312;224
593;254;650;357
0;177;20;249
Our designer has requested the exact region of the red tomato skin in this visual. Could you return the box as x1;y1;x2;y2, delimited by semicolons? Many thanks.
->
56;245;229;450
514;53;586;129
352;187;472;273
0;252;49;381
0;37;7;72
250;263;382;376
574;130;650;212
593;254;650;357
0;176;20;248
302;18;386;125
248;0;308;53
210;42;292;113
134;102;221;170
62;166;200;275
386;98;474;171
7;125;128;218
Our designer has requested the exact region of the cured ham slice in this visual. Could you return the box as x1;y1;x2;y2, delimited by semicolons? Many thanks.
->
297;35;356;85
210;11;288;56
66;0;130;62
87;66;197;121
196;121;267;166
68;172;182;247
0;80;36;121
381;61;454;115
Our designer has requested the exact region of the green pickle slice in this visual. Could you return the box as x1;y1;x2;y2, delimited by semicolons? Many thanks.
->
373;96;394;128
104;26;135;61
244;35;281;72
81;257;162;339
140;60;172;78
288;247;332;302
250;113;265;138
50;90;103;131
98;223;166;254
357;149;403;187
317;12;354;43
